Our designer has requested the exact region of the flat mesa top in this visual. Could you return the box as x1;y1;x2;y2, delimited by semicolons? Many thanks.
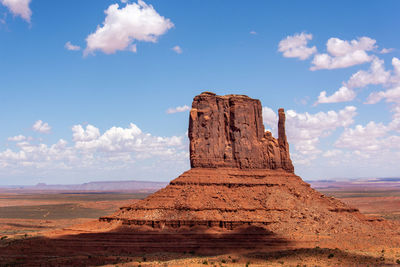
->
198;91;252;99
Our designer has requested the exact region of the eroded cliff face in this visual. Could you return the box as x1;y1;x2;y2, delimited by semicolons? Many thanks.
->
189;92;294;172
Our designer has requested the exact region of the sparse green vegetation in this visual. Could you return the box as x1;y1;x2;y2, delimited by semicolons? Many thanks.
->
328;253;334;259
202;260;208;265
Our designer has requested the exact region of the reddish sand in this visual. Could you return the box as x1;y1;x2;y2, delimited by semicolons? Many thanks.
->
1;169;399;266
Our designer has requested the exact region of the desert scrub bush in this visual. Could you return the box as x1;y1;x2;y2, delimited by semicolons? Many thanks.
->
221;259;226;263
202;260;208;265
328;253;334;259
0;236;7;240
396;259;400;264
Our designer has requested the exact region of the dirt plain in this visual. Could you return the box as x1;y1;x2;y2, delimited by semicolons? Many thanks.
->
319;187;400;222
0;191;145;237
0;185;399;266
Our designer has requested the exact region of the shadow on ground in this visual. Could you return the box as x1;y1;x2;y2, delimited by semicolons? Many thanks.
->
0;225;289;266
0;225;389;266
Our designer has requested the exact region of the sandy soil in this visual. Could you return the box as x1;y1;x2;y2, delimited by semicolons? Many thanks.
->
341;196;400;221
1;220;399;266
0;190;399;266
0;192;140;238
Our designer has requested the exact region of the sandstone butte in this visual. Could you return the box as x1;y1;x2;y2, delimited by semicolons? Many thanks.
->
99;92;399;249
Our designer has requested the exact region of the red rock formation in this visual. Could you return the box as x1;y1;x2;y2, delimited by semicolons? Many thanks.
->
98;91;398;253
189;92;294;172
100;92;376;231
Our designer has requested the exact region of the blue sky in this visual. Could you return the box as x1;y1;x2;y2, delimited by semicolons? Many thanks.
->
1;0;400;185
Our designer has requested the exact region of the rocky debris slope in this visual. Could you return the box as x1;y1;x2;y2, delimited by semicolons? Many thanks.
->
189;92;294;172
101;168;383;233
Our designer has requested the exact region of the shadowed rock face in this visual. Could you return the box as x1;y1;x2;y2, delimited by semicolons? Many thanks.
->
189;92;294;172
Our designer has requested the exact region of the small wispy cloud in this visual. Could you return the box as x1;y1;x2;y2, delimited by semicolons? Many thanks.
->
250;30;257;35
65;41;81;51
32;120;51;134
166;105;190;114
380;48;394;54
8;135;26;142
172;45;182;54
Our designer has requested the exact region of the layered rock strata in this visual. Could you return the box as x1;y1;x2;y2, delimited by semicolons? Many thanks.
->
100;92;375;231
101;168;362;230
189;92;294;172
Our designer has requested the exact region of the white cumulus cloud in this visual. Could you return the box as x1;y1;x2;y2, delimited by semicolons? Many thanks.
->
311;37;376;70
0;0;31;22
278;32;317;60
72;123;185;160
335;121;394;157
366;86;400;105
0;122;188;175
72;124;101;142
315;86;356;105
380;48;394;54
262;107;278;132
84;0;174;55
172;45;182;54
263;106;357;164
32;120;51;134
346;57;391;89
323;149;343;158
363;58;400;104
166;105;190;114
65;41;81;51
7;135;26;142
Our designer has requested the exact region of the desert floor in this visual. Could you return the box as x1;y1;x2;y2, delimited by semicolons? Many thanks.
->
0;188;399;266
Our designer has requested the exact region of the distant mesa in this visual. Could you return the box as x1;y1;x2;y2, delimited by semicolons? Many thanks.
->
2;181;167;193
